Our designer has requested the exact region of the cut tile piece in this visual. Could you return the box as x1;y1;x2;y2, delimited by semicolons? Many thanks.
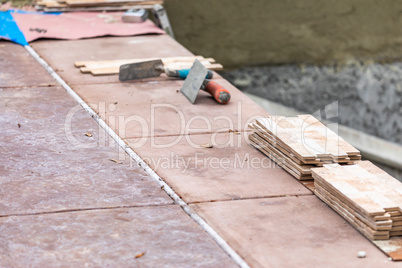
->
126;132;312;203
0;42;56;87
191;196;398;268
312;161;402;240
0;206;236;267
30;35;198;85
72;79;268;138
0;86;172;215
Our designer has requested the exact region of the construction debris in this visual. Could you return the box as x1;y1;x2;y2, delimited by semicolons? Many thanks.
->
248;114;361;180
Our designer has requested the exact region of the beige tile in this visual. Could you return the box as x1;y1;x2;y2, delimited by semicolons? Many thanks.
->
191;195;399;268
126;132;312;203
0;206;236;267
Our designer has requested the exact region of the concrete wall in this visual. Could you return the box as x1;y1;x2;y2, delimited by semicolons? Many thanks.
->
165;0;402;68
222;62;402;145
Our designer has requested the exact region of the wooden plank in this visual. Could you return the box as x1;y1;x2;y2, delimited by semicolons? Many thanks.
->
65;0;162;7
74;56;223;76
42;4;156;11
74;56;207;68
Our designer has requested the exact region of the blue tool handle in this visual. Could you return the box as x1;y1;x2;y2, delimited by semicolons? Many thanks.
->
175;69;214;79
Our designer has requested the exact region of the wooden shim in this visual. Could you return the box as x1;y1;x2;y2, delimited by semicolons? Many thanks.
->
65;0;162;7
87;63;222;76
42;4;155;11
74;56;223;76
74;56;207;68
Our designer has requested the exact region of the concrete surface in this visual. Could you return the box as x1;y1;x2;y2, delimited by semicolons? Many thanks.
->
0;85;172;215
126;132;312;203
165;0;402;68
0;42;56;87
28;34;401;266
0;206;236;267
30;35;195;86
71;79;267;139
222;62;402;145
0;40;238;266
3;31;400;266
192;196;398;268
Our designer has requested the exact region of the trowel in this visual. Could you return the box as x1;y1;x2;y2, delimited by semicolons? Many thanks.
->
180;59;231;104
119;59;213;81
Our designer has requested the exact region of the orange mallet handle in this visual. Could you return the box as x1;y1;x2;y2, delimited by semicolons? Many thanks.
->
202;80;231;104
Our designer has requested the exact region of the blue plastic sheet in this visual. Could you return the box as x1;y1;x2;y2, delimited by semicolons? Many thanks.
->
0;10;27;46
0;10;60;46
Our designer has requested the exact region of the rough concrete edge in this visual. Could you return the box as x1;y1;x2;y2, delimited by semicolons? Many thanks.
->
246;92;402;170
24;45;250;268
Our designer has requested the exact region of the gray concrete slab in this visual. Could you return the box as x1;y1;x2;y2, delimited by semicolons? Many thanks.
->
0;85;173;215
0;206;236;267
0;42;56;88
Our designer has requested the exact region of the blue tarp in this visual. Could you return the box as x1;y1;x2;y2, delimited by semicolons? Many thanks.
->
0;10;60;46
0;10;27;45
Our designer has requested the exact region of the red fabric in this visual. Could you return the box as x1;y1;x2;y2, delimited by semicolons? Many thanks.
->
12;12;165;42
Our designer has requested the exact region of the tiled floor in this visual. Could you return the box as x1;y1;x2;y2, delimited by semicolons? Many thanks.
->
0;206;235;267
71;79;268;138
191;196;397;268
126;132;311;203
0;43;56;87
2;31;401;267
30;35;195;85
0;40;236;266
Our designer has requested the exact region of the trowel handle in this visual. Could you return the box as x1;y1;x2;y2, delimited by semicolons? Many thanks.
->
203;80;231;104
165;68;214;79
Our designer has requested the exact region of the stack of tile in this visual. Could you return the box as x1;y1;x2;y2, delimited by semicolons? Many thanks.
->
248;114;361;180
312;161;402;240
35;0;162;12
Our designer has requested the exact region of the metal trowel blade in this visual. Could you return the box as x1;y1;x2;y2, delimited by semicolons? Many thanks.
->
180;59;208;104
119;59;164;81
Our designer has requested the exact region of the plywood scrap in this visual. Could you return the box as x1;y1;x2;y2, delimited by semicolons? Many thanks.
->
312;161;402;241
74;56;223;76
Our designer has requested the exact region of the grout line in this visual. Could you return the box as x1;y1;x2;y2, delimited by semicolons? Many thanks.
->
122;129;250;140
187;192;314;205
0;203;175;218
25;45;250;268
0;84;58;89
